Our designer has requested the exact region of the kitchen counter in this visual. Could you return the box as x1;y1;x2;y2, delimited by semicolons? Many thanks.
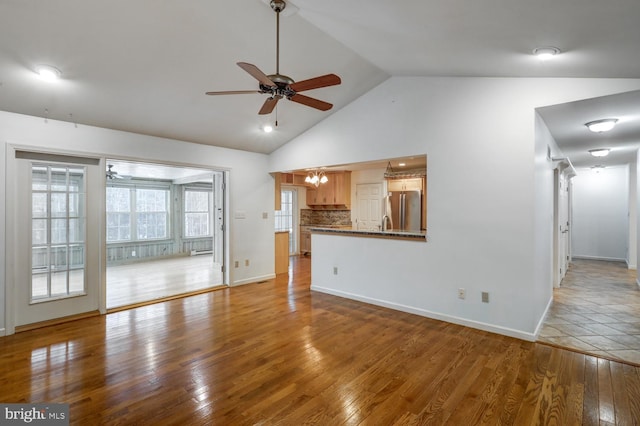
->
310;226;427;242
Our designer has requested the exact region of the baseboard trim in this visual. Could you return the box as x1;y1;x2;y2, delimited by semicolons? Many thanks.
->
627;259;637;270
232;273;276;287
14;310;100;333
572;255;626;262
533;296;554;340
0;328;5;337
310;285;536;342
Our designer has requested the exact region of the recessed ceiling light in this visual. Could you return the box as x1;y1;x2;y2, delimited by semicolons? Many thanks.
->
35;64;61;81
533;46;560;60
398;163;406;167
262;124;273;133
585;118;618;133
588;148;610;157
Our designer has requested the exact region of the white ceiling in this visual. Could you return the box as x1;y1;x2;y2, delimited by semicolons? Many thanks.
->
1;0;639;163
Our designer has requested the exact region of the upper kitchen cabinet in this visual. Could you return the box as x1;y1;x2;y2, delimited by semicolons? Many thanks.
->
307;171;351;208
387;177;424;192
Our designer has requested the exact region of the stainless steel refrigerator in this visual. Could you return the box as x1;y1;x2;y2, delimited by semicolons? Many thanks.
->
385;190;422;231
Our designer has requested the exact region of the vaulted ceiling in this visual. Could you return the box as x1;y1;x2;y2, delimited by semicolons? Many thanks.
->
1;0;639;161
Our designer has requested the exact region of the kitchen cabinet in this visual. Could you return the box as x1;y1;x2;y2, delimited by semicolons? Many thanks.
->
275;231;289;274
306;171;351;208
387;178;423;192
300;226;312;255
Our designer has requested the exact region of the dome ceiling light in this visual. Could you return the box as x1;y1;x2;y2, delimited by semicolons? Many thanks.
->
532;46;560;60
588;148;610;157
585;118;618;133
35;64;61;81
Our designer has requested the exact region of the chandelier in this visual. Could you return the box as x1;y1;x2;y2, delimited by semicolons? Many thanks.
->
304;170;328;187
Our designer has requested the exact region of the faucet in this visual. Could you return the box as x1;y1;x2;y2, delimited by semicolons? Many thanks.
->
381;215;392;231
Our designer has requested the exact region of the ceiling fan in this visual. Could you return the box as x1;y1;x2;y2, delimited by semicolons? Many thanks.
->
106;164;131;180
205;0;341;115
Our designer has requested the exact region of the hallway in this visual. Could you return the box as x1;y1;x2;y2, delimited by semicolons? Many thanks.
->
538;259;640;365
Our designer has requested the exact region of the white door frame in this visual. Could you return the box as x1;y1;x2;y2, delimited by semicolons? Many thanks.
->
5;148;105;333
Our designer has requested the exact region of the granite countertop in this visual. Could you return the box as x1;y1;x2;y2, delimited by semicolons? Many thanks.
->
309;226;427;241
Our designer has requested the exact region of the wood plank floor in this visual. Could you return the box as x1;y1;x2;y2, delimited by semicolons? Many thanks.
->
106;254;223;309
2;256;640;425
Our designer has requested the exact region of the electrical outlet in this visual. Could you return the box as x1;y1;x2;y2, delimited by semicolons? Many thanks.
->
333;266;338;275
458;288;466;299
245;259;250;267
234;261;239;268
262;212;268;219
482;292;489;303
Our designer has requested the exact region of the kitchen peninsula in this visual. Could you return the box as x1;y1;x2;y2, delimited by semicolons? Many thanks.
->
310;226;426;241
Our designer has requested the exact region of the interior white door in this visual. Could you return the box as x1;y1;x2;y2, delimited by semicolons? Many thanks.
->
558;173;570;282
356;183;383;230
13;154;102;327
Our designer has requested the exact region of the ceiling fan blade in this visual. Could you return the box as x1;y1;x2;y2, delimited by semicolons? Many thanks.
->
258;96;281;115
289;94;333;111
237;62;276;88
206;90;261;95
289;74;341;93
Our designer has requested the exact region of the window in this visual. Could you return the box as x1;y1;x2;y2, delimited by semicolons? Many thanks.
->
184;189;212;238
136;188;168;240
31;164;86;302
106;185;169;242
106;187;131;241
275;189;296;254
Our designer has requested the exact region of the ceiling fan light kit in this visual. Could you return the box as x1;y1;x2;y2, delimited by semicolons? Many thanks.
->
206;0;341;116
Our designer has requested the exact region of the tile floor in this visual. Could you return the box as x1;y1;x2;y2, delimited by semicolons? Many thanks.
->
538;258;640;365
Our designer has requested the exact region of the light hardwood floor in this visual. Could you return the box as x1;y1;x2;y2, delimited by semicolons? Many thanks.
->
2;256;640;424
106;254;223;309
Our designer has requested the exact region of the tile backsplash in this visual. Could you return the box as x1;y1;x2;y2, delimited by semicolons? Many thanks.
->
300;209;351;226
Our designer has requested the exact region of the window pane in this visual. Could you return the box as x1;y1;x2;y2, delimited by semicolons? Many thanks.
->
136;189;167;212
50;167;68;191
51;192;67;217
185;212;210;237
107;213;131;241
137;212;167;239
32;166;48;191
135;188;168;240
32;193;48;218
107;187;131;212
32;219;47;245
185;191;209;212
184;190;211;237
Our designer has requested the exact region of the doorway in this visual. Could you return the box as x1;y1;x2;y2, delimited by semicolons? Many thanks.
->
105;160;226;309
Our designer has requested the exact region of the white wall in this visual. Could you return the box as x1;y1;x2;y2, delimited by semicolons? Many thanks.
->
629;163;637;269
269;76;640;340
572;165;629;261
1;110;274;335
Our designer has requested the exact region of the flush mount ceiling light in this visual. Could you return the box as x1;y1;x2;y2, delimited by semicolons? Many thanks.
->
304;170;328;187
585;118;618;133
588;148;610;157
35;64;61;81
262;124;273;133
533;46;561;60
